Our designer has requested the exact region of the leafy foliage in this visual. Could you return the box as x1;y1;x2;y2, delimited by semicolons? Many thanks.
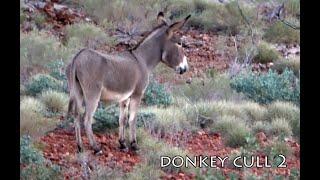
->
46;60;68;93
25;74;63;96
20;135;62;180
20;135;45;165
253;41;280;63
143;80;173;107
271;58;300;76
41;90;69;114
230;69;300;104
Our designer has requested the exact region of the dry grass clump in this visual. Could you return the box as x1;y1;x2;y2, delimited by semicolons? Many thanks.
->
20;97;57;138
41;90;69;114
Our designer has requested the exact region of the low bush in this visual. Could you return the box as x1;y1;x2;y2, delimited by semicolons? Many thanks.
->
270;118;293;137
253;41;280;63
175;73;241;102
264;140;292;167
263;21;300;44
241;101;267;122
20;30;71;68
20;97;57;138
41;90;69;114
230;69;300;104
252;121;272;135
212;115;250;147
20;135;45;165
25;74;63;96
143;80;173;107
271;58;300;76
20;136;62;180
46;59;67;81
141;106;192;135
65;22;115;49
267;101;300;137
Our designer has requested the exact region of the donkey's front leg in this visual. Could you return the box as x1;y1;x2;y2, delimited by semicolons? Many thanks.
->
128;95;142;151
118;99;130;150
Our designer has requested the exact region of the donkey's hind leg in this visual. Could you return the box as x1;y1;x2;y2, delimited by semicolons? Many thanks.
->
70;96;84;153
83;92;102;155
118;99;130;150
128;95;142;151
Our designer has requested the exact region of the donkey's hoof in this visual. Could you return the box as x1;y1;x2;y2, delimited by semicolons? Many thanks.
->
119;139;127;150
77;145;84;153
93;146;103;155
94;149;103;155
129;141;139;152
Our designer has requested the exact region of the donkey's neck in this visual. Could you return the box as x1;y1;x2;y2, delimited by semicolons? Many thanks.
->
131;44;162;73
131;27;166;73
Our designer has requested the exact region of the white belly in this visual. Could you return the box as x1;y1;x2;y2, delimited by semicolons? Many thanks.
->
101;88;133;102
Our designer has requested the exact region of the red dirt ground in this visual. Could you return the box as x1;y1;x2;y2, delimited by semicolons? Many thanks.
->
39;126;299;179
40;129;140;179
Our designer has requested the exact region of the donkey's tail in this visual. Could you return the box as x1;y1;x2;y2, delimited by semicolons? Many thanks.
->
66;48;87;119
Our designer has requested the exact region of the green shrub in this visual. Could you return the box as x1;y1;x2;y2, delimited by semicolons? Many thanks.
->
65;22;115;49
266;101;300;122
241;101;267;122
212;115;250;147
125;164;162;180
253;41;280;63
230;69;300;104
20;30;71;67
41;90;68;114
267;101;299;137
175;73;240;102
25;74;63;96
270;118;292;137
271;58;300;76
263;21;300;44
93;105;156;133
46;60;68;93
46;59;66;81
226;125;251;148
264;140;292;167
20;136;62;180
20;97;57;138
20;135;45;165
141;106;191;134
143;80;173;107
195;168;225;180
252;121;272;135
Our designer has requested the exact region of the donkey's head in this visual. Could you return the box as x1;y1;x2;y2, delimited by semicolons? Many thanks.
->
157;12;191;74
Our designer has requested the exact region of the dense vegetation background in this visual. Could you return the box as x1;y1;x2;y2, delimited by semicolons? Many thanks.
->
20;0;300;179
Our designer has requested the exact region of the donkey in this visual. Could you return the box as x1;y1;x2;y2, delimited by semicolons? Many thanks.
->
66;12;191;154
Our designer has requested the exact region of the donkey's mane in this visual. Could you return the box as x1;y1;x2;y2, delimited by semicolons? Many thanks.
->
129;23;167;51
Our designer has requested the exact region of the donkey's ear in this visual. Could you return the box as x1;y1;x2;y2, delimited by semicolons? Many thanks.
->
166;14;191;39
157;12;168;25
